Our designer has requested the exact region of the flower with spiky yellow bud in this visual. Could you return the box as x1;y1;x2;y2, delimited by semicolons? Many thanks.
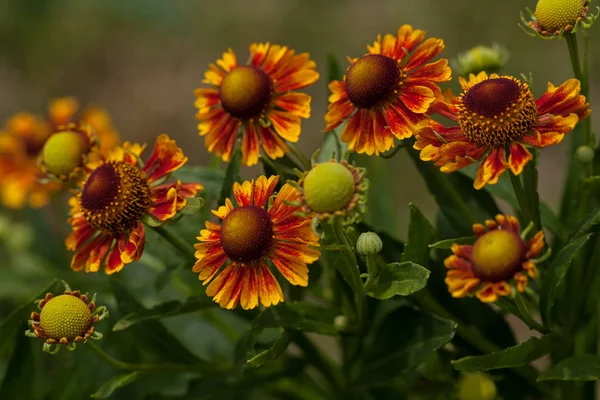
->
39;122;98;182
457;373;497;400
520;0;599;39
295;159;368;223
25;281;108;354
451;44;509;77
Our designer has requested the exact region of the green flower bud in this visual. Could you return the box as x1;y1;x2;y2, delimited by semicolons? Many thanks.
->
576;145;595;164
457;373;497;400
356;231;383;255
334;315;349;332
451;44;509;77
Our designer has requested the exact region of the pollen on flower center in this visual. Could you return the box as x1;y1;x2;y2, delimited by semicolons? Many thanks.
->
220;205;274;263
457;77;537;146
303;162;356;213
345;54;401;108
39;294;92;341
471;229;525;281
219;66;273;119
80;162;152;235
534;0;584;32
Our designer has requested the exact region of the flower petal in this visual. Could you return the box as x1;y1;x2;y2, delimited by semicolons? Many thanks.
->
474;147;507;189
508;142;533;175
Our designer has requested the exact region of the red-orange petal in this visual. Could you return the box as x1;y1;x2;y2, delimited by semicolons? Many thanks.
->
242;123;260;166
258;124;289;160
508;142;533;175
275;92;311;119
269;110;301;142
142;134;188;183
474;147;507;189
400;83;435;114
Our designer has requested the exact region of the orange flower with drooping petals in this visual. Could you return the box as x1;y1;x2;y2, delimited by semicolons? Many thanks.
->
414;72;590;189
324;24;452;155
66;134;203;274
194;43;319;166
193;176;320;310
445;214;545;303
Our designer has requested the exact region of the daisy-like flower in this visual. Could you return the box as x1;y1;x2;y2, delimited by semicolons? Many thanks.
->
324;24;452;155
193;175;320;310
195;43;319;166
66;134;203;274
444;214;545;303
414;72;590;189
521;0;598;39
25;282;108;354
295;159;368;223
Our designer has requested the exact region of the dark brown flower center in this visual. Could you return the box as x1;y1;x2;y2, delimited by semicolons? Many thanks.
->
345;54;401;109
220;205;274;263
81;161;152;235
219;66;273;119
457;77;538;146
471;229;525;281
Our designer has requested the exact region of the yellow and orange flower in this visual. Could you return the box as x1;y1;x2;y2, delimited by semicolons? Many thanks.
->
193;175;320;310
324;24;452;155
66;134;203;274
0;97;120;208
414;72;590;189
444;214;545;303
195;43;319;166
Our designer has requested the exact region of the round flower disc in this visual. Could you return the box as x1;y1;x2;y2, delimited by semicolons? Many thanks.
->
535;0;584;32
303;162;356;213
345;54;400;108
471;229;525;281
220;205;274;262
219;66;273;119
39;294;92;341
42;131;89;176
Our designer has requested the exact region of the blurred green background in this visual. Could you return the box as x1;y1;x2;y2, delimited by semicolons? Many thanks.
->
1;0;599;238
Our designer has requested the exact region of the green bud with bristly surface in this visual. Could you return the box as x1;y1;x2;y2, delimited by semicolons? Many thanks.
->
356;231;383;256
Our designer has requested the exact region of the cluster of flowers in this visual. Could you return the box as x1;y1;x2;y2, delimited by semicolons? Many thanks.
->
1;1;596;351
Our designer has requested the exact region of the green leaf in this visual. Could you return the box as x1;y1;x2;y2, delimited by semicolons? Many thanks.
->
356;306;456;387
180;197;204;215
113;296;215;331
570;206;600;239
0;322;39;399
428;236;477;249
247;329;293;367
90;371;141;398
171;165;225;198
452;334;559;372
366;262;430;300
538;355;600;382
401;203;436;267
218;146;241;204
540;234;592;326
251;302;338;336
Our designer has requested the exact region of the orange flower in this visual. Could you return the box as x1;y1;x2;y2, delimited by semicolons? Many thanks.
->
0;97;121;208
414;72;590;189
66;134;203;274
444;214;545;303
195;43;319;166
193;176;320;309
324;24;451;155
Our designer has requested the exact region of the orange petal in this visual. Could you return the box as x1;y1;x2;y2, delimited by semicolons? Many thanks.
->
233;175;279;208
241;123;260;166
256;263;284;307
508;142;533;175
474;147;507;189
212;198;235;219
269;110;301;142
340;109;363;152
206;264;244;309
400;83;435;114
118;222;146;265
536;79;588;118
142;134;188;183
404;38;446;71
240;265;260;310
49;97;79;126
476;283;498;303
258;125;289;160
275;92;311;119
324;98;354;132
409;58;452;82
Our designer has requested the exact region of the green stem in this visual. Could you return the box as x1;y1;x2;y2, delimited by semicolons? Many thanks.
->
514;294;550;334
152;225;195;261
380;143;405;159
363;255;379;293
293;332;345;392
565;33;583;83
89;342;228;373
509;171;534;227
287;142;312;171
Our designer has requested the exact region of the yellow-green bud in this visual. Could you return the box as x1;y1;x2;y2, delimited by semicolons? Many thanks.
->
303;162;356;213
42;131;89;176
457;373;497;400
39;294;93;341
334;315;349;331
576;145;595;164
534;0;584;32
452;44;509;77
356;231;383;255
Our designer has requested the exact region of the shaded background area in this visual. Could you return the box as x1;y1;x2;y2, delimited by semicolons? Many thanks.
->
1;0;599;238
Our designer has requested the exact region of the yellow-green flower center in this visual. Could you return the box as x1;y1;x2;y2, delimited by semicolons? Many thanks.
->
458;373;497;400
220;205;274;262
220;66;273;119
303;162;356;213
81;161;152;235
345;54;401;109
457;77;537;146
39;294;92;341
535;0;584;32
42;130;89;176
471;229;525;281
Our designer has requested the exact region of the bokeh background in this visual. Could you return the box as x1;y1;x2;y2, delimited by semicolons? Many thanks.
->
1;0;599;238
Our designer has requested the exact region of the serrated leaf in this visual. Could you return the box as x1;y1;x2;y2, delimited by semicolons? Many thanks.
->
366;262;430;300
247;329;293;367
452;334;559;372
90;371;141;398
113;296;215;331
401;204;436;267
538;355;600;382
251;302;338;336
540;234;592;326
428;236;477;249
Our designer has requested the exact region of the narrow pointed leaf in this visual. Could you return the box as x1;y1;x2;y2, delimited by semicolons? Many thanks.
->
90;372;141;398
538;355;600;382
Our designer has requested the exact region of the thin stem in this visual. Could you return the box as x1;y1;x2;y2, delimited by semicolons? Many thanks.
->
152;225;195;261
514;294;550;334
287;142;312;171
363;255;379;293
380;143;405;159
509;171;534;227
89;342;228;373
293;332;345;391
565;33;583;82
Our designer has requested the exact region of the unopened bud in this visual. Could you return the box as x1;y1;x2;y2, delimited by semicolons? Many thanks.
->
576;145;595;164
356;232;383;255
457;373;497;400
